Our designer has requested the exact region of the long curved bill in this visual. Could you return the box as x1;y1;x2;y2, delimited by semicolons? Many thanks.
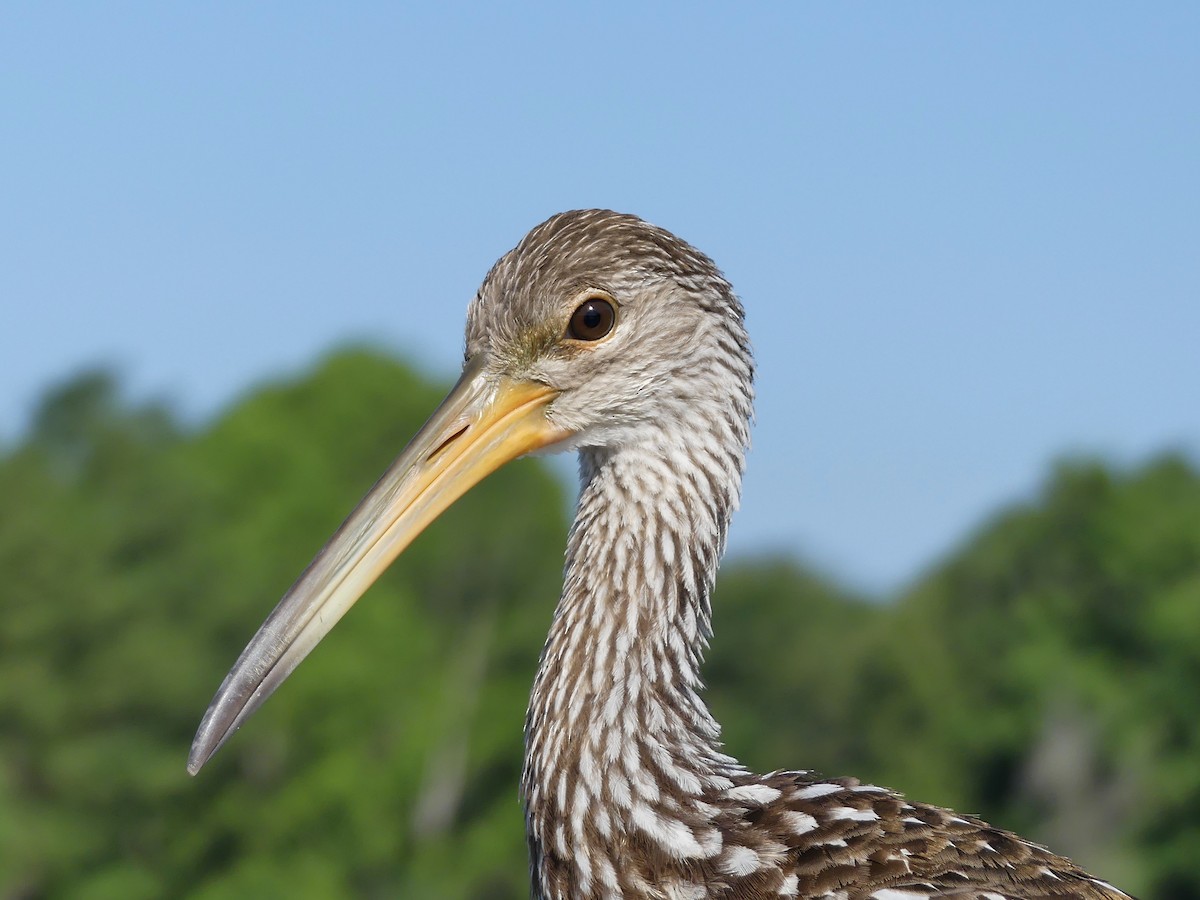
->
187;358;567;775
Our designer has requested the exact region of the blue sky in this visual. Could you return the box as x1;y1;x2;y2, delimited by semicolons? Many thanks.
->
3;4;1197;593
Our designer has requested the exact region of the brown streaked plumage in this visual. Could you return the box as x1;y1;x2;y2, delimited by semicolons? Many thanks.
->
189;210;1135;899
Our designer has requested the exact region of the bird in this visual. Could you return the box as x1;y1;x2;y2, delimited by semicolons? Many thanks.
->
189;210;1134;900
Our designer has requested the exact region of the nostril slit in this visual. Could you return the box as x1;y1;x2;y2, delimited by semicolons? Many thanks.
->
426;425;469;462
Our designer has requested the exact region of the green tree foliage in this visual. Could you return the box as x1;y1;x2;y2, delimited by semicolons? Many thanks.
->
1;349;1196;898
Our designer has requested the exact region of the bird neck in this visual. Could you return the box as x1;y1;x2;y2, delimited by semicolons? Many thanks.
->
522;425;749;892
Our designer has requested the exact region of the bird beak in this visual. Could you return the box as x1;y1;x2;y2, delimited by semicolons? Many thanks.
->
187;357;567;775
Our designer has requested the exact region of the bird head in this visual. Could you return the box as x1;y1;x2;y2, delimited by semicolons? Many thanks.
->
467;209;750;449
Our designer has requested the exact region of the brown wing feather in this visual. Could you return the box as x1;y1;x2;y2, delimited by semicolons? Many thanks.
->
705;773;1135;900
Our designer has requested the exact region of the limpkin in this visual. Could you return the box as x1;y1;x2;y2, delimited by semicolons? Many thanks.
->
190;210;1133;899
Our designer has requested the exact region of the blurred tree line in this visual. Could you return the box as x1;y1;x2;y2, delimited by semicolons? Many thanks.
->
1;348;1197;899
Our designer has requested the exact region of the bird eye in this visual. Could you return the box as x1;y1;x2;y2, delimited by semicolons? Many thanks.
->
567;297;616;342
